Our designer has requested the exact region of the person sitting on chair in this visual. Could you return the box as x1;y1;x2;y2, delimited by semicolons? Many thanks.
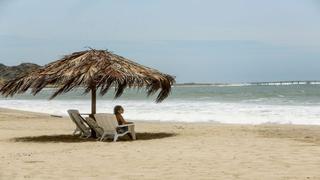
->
113;105;131;125
113;105;133;139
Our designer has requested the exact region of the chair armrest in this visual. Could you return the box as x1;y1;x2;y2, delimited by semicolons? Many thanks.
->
118;124;135;128
80;113;91;115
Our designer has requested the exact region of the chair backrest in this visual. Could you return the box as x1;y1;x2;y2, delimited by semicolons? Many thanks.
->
67;109;90;133
94;113;118;134
84;117;103;136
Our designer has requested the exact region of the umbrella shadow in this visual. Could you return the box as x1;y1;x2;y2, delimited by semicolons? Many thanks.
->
12;132;177;143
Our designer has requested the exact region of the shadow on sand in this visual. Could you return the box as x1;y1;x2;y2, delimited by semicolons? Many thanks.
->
13;132;177;143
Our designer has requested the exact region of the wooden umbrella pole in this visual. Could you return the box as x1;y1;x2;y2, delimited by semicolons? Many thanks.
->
90;85;97;138
91;86;97;116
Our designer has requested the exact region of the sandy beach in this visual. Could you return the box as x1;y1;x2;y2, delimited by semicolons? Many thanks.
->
0;108;320;179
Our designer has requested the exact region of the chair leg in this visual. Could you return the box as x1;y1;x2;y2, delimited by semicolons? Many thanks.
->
73;127;79;135
113;134;118;142
100;133;107;141
85;133;91;138
131;132;136;140
128;126;136;140
79;133;84;138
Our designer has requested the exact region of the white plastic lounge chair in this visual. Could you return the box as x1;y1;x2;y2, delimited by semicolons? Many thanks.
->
94;113;136;142
67;109;91;138
84;117;104;138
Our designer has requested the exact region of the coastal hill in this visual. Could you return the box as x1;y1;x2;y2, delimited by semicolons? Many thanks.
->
0;63;41;84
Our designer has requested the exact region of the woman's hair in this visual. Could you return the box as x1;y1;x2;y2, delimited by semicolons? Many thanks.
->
114;105;123;114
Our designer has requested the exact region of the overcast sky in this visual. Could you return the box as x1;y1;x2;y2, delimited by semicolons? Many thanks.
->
0;0;320;83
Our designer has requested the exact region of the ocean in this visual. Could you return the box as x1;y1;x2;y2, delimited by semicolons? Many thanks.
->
1;84;320;125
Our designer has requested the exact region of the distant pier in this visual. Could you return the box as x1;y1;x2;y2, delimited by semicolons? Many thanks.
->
250;81;320;86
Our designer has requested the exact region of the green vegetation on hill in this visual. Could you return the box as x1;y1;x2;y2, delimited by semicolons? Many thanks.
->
0;63;41;84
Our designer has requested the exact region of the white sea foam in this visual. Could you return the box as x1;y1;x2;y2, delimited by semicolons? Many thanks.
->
1;85;320;125
1;99;320;125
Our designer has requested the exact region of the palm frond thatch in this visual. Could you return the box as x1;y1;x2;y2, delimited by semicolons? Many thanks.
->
0;49;175;102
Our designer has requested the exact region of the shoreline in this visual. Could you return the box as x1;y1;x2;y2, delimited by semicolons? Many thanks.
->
1;106;320;127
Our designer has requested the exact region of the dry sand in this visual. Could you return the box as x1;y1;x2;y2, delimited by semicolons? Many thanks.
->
0;108;320;180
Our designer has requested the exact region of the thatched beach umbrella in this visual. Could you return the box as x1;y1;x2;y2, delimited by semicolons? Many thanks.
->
0;49;175;115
